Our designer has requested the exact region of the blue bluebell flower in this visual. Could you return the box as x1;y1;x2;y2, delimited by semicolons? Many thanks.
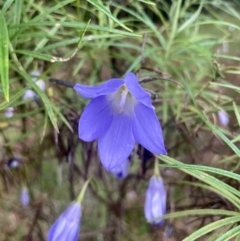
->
144;176;166;225
20;187;30;207
74;73;166;171
47;202;81;241
110;159;130;179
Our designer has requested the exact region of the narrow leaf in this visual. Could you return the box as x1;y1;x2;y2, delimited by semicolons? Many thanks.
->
87;0;133;32
183;216;240;241
0;11;9;101
233;102;240;127
178;0;203;33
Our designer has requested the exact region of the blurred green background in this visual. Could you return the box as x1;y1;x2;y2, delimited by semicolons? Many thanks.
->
1;0;240;240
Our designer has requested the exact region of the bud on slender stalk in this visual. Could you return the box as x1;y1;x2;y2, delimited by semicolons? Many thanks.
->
144;175;166;225
47;202;82;241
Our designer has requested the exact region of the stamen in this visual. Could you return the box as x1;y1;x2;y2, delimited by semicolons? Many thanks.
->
107;85;136;115
119;86;128;113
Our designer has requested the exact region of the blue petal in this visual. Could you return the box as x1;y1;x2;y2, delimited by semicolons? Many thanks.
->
144;188;153;221
64;225;80;241
98;114;135;170
64;203;81;221
69;227;80;241
133;103;167;154
79;96;113;142
74;79;124;99
124;73;152;108
110;159;130;179
47;218;66;241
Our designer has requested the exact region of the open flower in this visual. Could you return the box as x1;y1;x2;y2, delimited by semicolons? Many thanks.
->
48;202;81;241
74;73;166;170
144;175;166;225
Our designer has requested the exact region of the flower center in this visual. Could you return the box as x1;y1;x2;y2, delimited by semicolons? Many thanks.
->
107;85;136;115
119;85;129;113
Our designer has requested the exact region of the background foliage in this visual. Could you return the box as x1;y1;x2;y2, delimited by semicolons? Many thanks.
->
0;0;240;240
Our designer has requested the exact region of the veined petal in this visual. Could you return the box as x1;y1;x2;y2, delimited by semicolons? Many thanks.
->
98;114;135;170
124;73;152;108
47;203;81;241
79;96;113;142
133;103;166;154
74;79;124;99
65;225;80;241
48;218;67;241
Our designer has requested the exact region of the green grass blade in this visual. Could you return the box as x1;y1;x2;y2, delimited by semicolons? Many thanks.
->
183;216;240;241
86;0;132;32
15;50;61;62
189;105;240;157
32;0;77;22
162;209;239;220
0;88;26;110
215;225;240;241
178;0;203;33
159;155;240;209
159;163;240;185
233;102;240;127
0;11;9;101
15;70;58;131
2;0;14;13
210;82;240;92
11;22;140;37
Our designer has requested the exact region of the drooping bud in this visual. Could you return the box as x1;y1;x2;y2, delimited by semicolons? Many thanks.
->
5;107;14;118
218;110;229;126
144;175;166;225
20;187;30;207
47;202;81;241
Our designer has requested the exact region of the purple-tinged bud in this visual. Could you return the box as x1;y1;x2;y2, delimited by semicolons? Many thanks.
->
30;70;41;82
23;90;36;100
110;159;130;179
144;176;166;225
20;187;30;207
218;110;229;126
5;107;14;118
6;158;21;169
48;202;81;241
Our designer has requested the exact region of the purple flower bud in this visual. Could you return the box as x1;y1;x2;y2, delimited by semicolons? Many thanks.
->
30;70;41;82
5;107;14;118
23;89;36;100
6;158;21;168
110;159;130;179
48;202;81;241
20;187;30;207
144;176;166;225
218;110;229;126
